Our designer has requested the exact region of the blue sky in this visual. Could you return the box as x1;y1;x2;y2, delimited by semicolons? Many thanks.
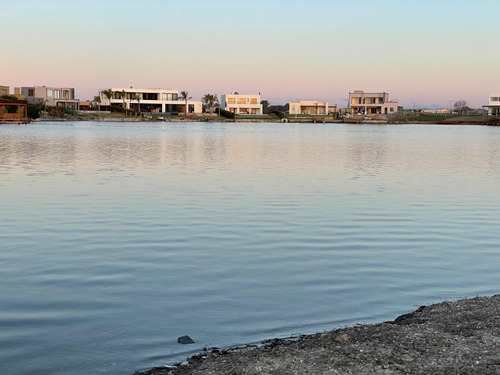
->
2;0;499;107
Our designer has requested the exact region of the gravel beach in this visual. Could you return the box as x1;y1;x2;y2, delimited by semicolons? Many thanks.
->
135;294;500;375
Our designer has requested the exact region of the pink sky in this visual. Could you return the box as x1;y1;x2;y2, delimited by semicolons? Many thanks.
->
2;0;499;108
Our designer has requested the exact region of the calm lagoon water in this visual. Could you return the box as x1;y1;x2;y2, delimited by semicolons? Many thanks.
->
0;121;499;374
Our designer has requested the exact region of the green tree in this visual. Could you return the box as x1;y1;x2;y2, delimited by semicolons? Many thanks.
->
261;100;269;114
213;94;219;114
202;94;211;113
453;100;468;115
180;91;192;115
102;89;113;108
27;102;45;119
121;90;127;115
93;95;101;114
134;93;141;115
202;94;218;113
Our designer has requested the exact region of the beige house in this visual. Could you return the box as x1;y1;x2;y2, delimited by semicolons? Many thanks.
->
99;87;202;114
289;100;328;115
349;90;398;115
221;93;262;115
0;86;9;96
13;88;25;100
328;105;340;114
421;108;451;114
0;86;25;100
21;86;79;109
79;101;92;110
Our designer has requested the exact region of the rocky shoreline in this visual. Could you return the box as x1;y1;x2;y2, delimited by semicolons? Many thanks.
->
134;295;500;375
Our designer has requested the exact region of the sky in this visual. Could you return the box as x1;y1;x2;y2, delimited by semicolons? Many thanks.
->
1;0;499;108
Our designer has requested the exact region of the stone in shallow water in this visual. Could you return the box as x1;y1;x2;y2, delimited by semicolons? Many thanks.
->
178;335;195;344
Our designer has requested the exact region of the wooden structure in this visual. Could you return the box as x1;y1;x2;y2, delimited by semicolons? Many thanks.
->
0;103;30;124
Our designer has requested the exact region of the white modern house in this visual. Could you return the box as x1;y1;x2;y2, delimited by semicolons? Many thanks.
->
484;93;500;116
21;86;80;109
289;100;329;115
99;88;202;114
221;93;263;115
348;90;398;115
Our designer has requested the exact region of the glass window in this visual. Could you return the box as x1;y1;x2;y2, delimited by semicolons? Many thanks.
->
47;89;53;97
172;94;178;101
228;98;235;104
54;90;60;99
251;98;257;104
162;93;167;100
239;98;246;104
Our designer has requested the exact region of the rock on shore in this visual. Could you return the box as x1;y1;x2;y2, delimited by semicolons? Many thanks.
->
135;295;500;375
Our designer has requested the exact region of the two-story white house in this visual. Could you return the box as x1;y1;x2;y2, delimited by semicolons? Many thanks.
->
99;88;202;114
221;93;263;115
485;93;500;116
349;90;398;115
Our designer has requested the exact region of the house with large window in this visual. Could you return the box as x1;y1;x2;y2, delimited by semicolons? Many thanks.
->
221;93;262;115
21;86;79;109
99;88;202;114
484;93;500;116
289;100;328;115
348;90;398;115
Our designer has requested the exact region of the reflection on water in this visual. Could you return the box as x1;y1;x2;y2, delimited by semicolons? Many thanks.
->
0;122;499;375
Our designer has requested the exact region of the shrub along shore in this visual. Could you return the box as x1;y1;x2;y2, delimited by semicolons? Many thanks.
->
134;294;500;375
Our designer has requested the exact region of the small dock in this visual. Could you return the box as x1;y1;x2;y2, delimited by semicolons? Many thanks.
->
0;103;30;124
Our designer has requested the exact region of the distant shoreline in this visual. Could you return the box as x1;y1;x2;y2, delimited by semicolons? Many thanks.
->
25;115;500;126
134;294;500;375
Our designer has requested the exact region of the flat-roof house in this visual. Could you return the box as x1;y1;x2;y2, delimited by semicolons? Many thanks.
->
328;105;340;114
79;101;92;111
421;108;451;114
221;93;262;115
484;93;500;116
21;86;79;109
99;88;202;114
13;88;25;100
0;86;9;96
289;100;328;115
349;90;398;115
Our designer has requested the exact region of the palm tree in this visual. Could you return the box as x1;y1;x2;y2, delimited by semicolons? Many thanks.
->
213;94;219;114
202;94;219;114
180;91;192;116
202;94;212;113
93;95;101;115
134;93;141;116
102;89;113;108
121;90;127;116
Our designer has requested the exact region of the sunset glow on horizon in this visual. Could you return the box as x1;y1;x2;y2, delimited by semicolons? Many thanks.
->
2;0;499;108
